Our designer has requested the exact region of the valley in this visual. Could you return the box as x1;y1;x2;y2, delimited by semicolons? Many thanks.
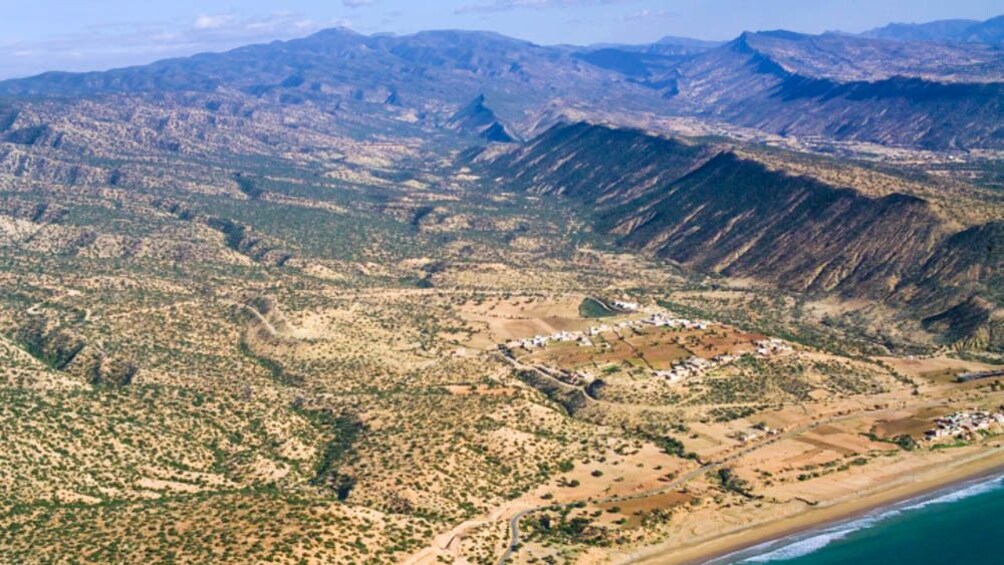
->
0;11;1003;565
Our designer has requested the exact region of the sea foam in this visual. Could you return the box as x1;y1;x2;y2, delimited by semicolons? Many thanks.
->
722;475;1004;563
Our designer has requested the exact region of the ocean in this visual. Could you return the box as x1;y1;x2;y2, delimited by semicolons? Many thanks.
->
711;473;1004;565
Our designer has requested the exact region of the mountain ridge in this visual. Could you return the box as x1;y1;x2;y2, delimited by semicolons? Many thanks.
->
2;23;1003;149
862;14;1004;44
483;122;1002;340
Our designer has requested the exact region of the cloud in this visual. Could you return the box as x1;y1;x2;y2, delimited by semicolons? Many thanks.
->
619;9;676;22
193;14;234;30
343;0;376;7
456;0;635;15
189;12;326;35
0;12;342;79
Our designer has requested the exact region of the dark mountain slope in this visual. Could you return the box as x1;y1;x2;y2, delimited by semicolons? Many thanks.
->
486;123;994;305
904;221;1004;307
601;153;945;296
756;75;1004;150
963;15;1004;44
446;95;515;142
730;31;1004;82
922;296;1001;350
571;48;690;90
660;31;1004;149
489;121;712;204
448;95;499;131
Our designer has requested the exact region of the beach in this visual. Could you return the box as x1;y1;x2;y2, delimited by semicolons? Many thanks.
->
621;445;1004;565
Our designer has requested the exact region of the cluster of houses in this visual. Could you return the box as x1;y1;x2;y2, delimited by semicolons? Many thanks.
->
613;300;640;312
755;338;792;357
655;356;717;383
586;324;611;336
505;310;799;385
646;312;710;330
509;330;593;350
507;313;714;352
651;339;792;384
924;411;1004;442
728;424;781;444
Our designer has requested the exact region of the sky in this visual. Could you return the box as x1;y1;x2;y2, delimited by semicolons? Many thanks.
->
0;0;1001;79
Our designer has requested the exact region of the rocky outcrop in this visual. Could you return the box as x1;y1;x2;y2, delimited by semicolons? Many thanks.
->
206;218;294;267
13;316;137;385
923;297;1003;351
151;201;294;267
516;369;590;416
905;221;1004;306
446;94;515;143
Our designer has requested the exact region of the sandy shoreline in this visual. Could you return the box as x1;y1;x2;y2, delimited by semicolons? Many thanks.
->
622;446;1004;565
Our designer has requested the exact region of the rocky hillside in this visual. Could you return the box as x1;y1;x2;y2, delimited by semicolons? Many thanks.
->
485;122;1004;346
923;297;1003;351
657;31;1004;149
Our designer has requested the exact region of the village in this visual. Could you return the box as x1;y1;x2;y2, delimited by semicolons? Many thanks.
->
727;421;783;444
504;310;794;385
923;410;1004;442
505;311;713;351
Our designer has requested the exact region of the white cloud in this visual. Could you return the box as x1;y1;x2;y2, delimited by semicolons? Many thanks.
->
193;14;234;30
0;12;341;79
619;9;675;22
456;0;636;15
343;0;376;7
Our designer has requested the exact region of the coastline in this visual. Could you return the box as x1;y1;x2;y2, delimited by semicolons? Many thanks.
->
622;446;1004;565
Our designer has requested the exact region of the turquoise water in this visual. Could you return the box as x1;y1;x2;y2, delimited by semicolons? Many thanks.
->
715;474;1004;565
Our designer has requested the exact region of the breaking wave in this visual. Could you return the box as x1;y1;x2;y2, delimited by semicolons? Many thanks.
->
719;475;1004;563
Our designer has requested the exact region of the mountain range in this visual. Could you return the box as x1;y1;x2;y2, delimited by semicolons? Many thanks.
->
861;14;1004;44
2;18;1004;150
0;15;1002;350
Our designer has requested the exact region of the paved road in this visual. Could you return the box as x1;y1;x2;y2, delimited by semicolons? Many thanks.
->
497;508;531;565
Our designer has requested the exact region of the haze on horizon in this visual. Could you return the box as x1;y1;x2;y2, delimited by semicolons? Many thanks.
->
1;0;1001;80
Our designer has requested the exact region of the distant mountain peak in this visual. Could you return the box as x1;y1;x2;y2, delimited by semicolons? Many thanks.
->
480;121;515;143
860;14;1004;44
447;94;490;127
446;94;515;143
755;29;809;41
655;36;724;49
